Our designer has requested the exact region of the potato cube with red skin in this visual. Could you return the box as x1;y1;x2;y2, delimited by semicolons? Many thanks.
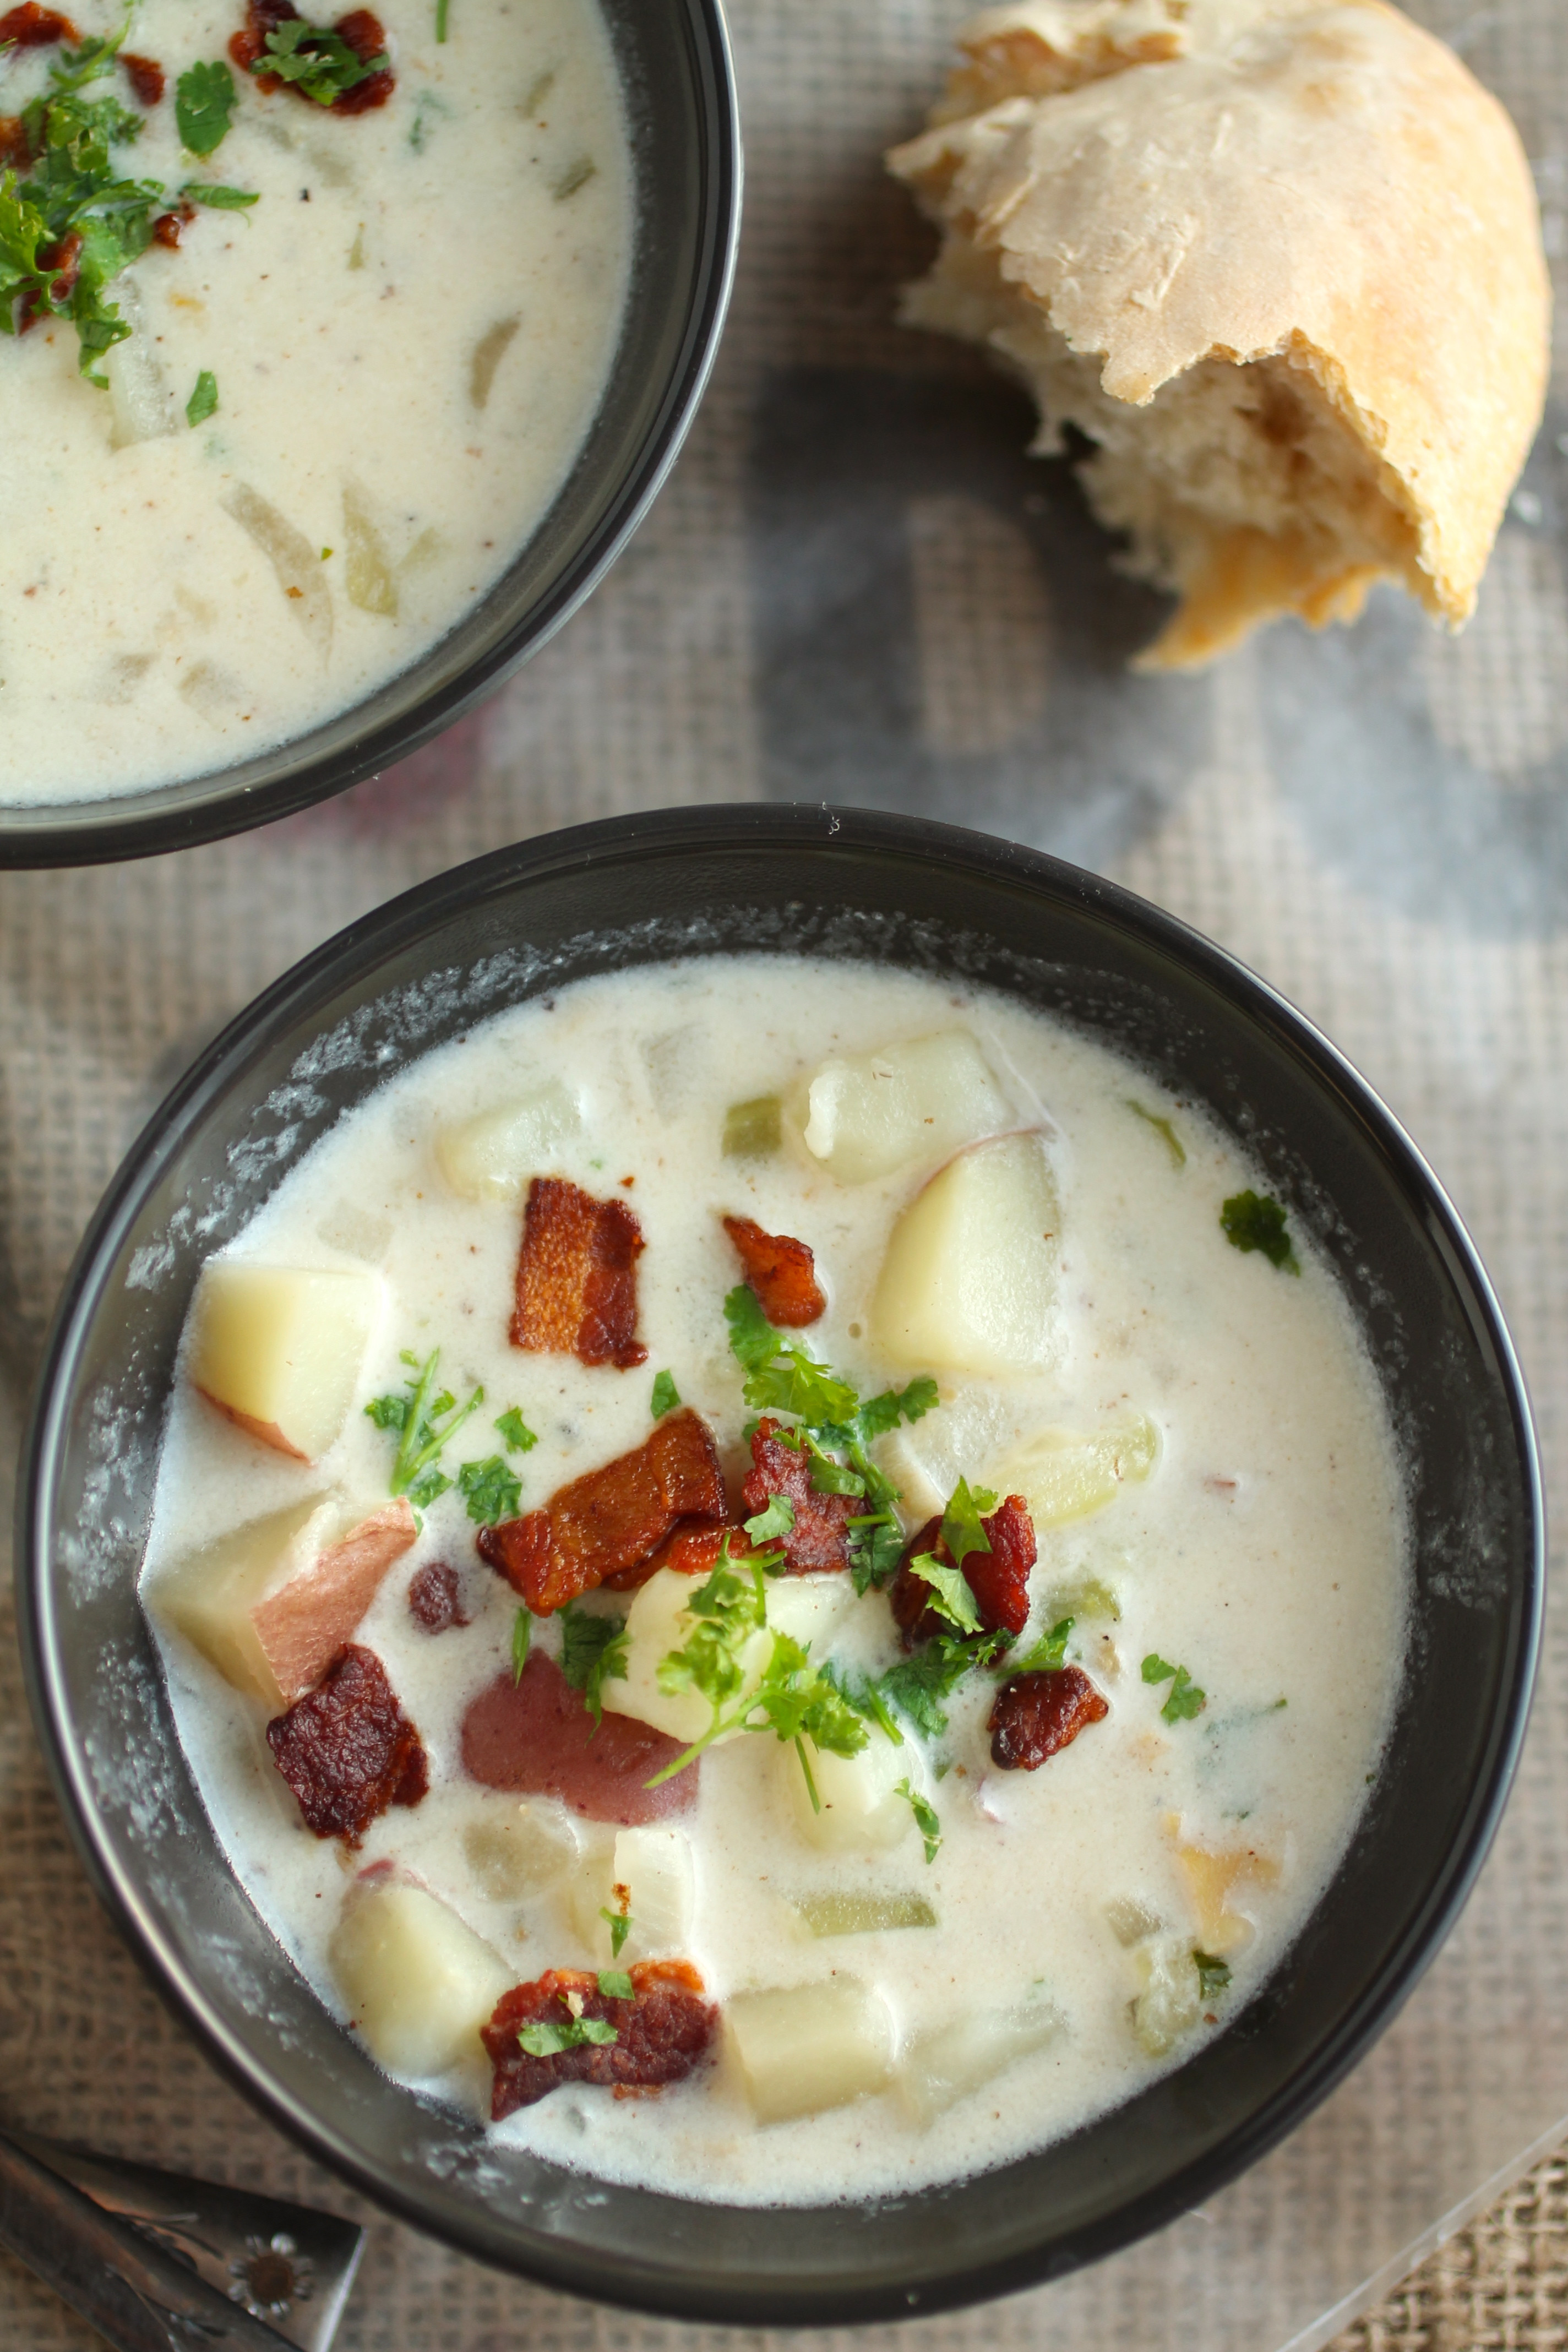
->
251;1499;417;1703
461;1652;698;1826
483;1962;717;2118
989;1666;1108;1770
188;1260;380;1461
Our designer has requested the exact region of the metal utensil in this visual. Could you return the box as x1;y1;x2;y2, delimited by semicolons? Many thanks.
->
0;2125;364;2352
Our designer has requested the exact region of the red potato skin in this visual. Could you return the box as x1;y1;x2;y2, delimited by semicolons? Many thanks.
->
461;1653;698;1825
484;1962;716;2119
890;1494;1037;1643
722;1220;826;1327
477;1408;727;1613
249;1498;418;1703
265;1644;428;1843
739;1418;858;1572
988;1666;1108;1770
510;1177;646;1369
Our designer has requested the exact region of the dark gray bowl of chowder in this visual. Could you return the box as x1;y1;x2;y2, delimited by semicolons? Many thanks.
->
0;0;737;863
16;807;1542;2321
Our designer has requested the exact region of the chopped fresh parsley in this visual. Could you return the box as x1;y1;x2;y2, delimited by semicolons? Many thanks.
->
645;1542;866;1803
184;367;217;426
247;17;388;106
724;1284;858;1427
494;1406;537;1453
1126;1098;1186;1168
510;1607;531;1685
1011;1615;1074;1674
896;1778;942;1864
1;26;258;382
365;1348;486;1507
597;1968;634;1999
518;2013;618;2056
821;1660;903;1746
743;1492;795;1545
907;1549;981;1634
650;1369;681;1418
598;1904;631;1960
434;0;450;41
856;1376;940;1440
1194;1951;1232;2002
939;1474;997;1568
1219;1189;1300;1275
876;1628;1012;1741
1141;1653;1207;1722
455;1454;521;1527
175;59;237;156
558;1602;629;1728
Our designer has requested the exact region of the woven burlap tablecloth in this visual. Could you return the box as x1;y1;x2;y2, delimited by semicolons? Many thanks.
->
4;1;1568;2345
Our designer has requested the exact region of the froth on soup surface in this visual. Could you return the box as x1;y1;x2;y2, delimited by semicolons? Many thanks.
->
140;955;1409;2204
0;0;631;805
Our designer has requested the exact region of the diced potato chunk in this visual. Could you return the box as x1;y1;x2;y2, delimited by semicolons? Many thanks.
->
330;1879;513;2078
786;1732;914;1853
433;1081;581;1202
870;1133;1061;1375
996;1417;1159;1528
793;1888;937;1937
727;1979;894;2122
462;1802;585;1902
564;1824;695;1961
1130;1936;1202;2057
763;1572;856;1654
601;1567;771;1746
188;1261;380;1462
898;2000;1062;2126
799;1031;1012;1185
151;1495;414;1709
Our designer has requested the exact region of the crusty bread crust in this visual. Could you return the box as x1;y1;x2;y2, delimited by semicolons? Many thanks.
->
888;0;1551;667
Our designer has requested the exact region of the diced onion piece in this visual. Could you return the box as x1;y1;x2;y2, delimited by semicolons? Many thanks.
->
898;2000;1063;2126
342;477;398;618
1104;1894;1163;1948
187;1261;380;1462
1175;1839;1281;1956
222;483;334;657
1131;1936;1202;2057
870;1131;1061;1375
793;1888;937;1937
727;1979;895;2122
786;1732;913;1853
600;1567;772;1746
147;1496;332;1705
608;1824;695;1959
462;1801;584;1901
994;1417;1159;1529
330;1880;513;2078
104;277;177;447
799;1031;1012;1184
433;1081;581;1202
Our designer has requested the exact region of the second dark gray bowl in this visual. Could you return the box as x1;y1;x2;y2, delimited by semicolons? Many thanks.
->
15;806;1543;2322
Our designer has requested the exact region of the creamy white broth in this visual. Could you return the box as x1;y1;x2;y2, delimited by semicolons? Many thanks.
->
0;0;631;804
140;956;1409;2203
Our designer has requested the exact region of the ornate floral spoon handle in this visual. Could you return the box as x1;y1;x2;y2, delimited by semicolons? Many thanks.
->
0;2126;300;2352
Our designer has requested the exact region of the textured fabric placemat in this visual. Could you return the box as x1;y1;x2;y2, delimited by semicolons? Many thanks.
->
4;0;1568;2345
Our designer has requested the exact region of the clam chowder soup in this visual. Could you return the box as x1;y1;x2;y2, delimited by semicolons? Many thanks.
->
1;0;631;803
141;957;1409;2202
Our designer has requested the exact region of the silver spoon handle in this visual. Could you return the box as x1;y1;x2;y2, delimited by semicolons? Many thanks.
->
0;2126;293;2352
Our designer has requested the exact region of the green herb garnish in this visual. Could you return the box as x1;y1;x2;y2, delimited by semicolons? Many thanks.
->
1141;1653;1206;1722
896;1778;942;1864
434;0;450;42
455;1454;521;1527
175;60;237;156
907;1549;981;1634
1011;1615;1074;1674
597;1968;633;1999
743;1492;795;1545
1126;1098;1186;1168
1194;1951;1232;2002
518;2012;618;2057
1219;1189;1300;1275
184;367;217;425
366;1348;485;1507
249;17;388;106
599;1904;632;1960
510;1607;531;1685
650;1369;681;1418
876;1628;1012;1741
559;1602;629;1728
494;1406;537;1453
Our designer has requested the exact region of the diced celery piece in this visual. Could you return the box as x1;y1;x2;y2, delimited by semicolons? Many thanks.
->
792;1889;937;1937
723;1094;782;1157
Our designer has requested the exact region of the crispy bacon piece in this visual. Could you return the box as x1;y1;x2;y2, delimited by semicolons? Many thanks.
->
740;1417;858;1573
17;228;82;331
477;1407;726;1613
265;1643;428;1843
722;1216;826;1327
230;0;394;113
0;117;30;168
605;1517;757;1589
484;1961;717;2119
989;1666;1108;1770
120;50;165;102
890;1493;1037;1643
461;1653;696;1824
511;1177;647;1369
407;1558;469;1632
0;4;77;43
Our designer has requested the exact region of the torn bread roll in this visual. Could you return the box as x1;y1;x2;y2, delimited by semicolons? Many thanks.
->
886;0;1551;669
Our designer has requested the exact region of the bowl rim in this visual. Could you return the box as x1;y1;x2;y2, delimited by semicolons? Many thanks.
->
14;803;1546;2322
0;0;742;872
